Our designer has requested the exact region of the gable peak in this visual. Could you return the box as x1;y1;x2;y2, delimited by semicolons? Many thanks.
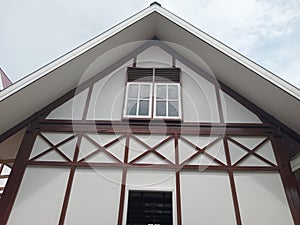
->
150;1;162;7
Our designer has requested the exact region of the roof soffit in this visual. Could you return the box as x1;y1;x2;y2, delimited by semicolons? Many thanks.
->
0;4;299;136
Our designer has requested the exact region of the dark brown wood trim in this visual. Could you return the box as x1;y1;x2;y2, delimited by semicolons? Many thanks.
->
215;86;225;123
133;56;137;67
0;113;38;143
35;120;272;136
174;133;182;225
29;133;76;161
223;137;242;225
58;166;75;225
271;126;300;225
172;56;176;67
26;160;279;172
117;133;130;225
39;41;154;120
78;133;126;163
58;132;82;225
219;83;268;123
39;133;72;162
157;41;219;86
229;137;276;167
82;86;93;120
228;171;242;225
0;122;38;225
39;88;79;119
153;40;300;143
129;135;174;164
175;171;182;225
179;136;225;166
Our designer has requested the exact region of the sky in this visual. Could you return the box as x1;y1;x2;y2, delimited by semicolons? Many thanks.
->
0;0;300;88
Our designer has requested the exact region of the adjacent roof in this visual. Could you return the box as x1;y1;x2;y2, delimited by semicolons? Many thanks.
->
0;3;299;135
0;68;12;91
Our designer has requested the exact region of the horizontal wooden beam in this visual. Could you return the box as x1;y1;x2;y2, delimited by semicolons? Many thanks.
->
36;120;272;135
27;161;279;172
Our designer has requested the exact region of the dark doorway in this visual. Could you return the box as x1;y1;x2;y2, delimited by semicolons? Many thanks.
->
126;191;173;225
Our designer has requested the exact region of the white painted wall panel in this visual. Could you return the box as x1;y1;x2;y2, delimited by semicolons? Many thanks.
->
220;90;262;123
181;171;236;225
137;46;172;68
8;167;69;225
234;172;294;225
65;168;122;225
178;61;220;123
46;88;89;120
87;61;132;120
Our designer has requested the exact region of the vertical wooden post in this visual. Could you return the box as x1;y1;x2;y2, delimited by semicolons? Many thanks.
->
58;132;82;225
223;137;242;225
0;122;38;225
117;133;130;225
174;133;182;225
271;126;300;225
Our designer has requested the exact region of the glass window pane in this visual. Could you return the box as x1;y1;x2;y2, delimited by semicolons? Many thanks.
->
168;101;179;117
138;100;149;116
126;100;137;115
140;84;150;99
156;85;166;99
168;85;178;100
128;84;139;98
156;101;166;116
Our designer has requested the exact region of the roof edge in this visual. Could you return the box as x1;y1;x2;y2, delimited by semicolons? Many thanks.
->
154;6;300;100
0;3;299;102
0;3;161;102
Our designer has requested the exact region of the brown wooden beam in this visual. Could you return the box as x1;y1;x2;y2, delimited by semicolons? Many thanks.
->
0;123;38;225
271;126;300;225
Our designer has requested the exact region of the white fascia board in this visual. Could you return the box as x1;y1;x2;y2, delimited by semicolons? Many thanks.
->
291;154;300;172
0;5;158;103
155;7;300;101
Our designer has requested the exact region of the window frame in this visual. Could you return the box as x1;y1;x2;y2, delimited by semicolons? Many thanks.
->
123;188;176;225
153;83;181;119
123;67;182;120
123;82;153;118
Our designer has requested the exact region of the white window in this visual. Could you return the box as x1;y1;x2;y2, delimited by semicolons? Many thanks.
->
154;84;181;118
124;83;152;118
123;67;181;119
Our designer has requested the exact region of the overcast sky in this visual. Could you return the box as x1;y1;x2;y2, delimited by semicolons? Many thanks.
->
1;0;300;88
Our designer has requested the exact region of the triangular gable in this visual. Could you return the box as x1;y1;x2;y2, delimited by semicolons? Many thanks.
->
41;42;264;125
0;3;299;138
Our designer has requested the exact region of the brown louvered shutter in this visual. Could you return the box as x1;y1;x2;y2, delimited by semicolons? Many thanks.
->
127;67;153;82
155;68;180;82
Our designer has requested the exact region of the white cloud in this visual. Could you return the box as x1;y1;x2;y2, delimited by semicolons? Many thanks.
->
163;0;300;88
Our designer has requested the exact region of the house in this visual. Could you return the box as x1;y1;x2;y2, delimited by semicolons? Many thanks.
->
0;2;300;225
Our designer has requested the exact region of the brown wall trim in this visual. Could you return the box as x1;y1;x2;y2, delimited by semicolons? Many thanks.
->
0;113;38;143
58;132;83;225
117;133;130;225
174;133;182;225
0;123;38;225
223;137;242;225
39;41;154;119
271;126;300;225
